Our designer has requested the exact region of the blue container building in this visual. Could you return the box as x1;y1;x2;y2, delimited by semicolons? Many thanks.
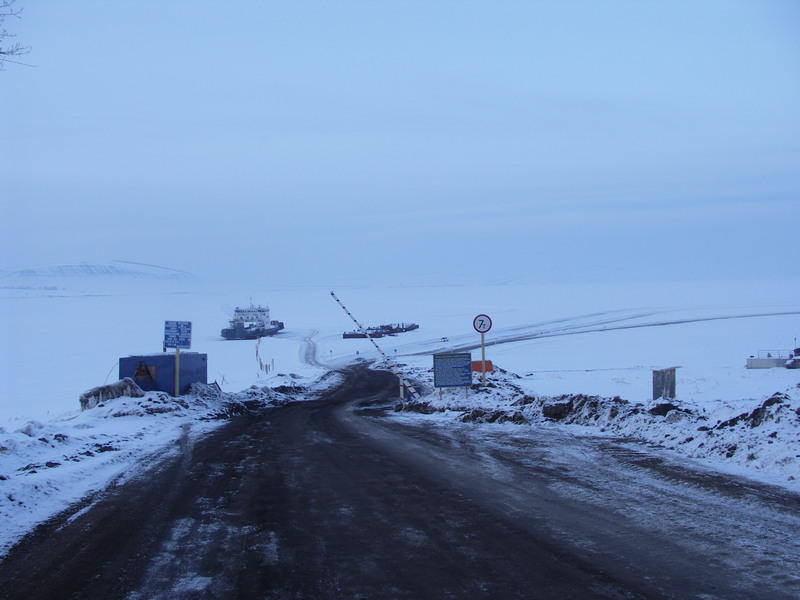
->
119;352;208;396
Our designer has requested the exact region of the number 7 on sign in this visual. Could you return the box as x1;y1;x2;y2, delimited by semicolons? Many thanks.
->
473;314;492;333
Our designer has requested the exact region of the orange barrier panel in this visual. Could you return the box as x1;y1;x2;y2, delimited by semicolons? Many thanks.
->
471;360;493;372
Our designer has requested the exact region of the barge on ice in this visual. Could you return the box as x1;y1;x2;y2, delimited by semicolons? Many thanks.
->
342;322;419;339
221;304;285;340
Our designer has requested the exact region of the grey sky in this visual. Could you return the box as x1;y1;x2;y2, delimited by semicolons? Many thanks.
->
3;1;799;284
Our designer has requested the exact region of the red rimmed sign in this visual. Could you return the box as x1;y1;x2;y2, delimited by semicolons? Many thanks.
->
473;314;492;333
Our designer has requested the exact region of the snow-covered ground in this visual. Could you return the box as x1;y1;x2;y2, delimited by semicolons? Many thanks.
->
1;262;798;555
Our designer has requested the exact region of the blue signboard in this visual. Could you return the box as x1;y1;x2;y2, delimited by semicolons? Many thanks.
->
164;320;192;349
433;352;472;388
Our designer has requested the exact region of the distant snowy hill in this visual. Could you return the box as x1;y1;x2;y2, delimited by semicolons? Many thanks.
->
1;261;197;282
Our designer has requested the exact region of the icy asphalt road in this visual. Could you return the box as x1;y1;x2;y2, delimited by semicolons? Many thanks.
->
0;367;798;600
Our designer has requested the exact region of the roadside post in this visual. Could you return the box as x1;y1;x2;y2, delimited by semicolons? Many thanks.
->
164;320;192;396
473;314;492;385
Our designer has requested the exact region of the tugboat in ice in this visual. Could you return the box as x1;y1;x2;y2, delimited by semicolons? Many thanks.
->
221;303;285;340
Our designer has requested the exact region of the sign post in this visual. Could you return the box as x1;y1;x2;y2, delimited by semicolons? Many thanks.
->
472;314;492;385
163;321;192;396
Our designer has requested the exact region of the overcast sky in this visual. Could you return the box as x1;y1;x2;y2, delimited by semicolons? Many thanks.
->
2;1;799;285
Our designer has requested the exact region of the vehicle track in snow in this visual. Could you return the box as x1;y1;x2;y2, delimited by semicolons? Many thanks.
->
410;308;800;355
268;328;325;368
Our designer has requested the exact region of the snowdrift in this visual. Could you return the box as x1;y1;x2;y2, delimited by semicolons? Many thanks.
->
399;366;800;487
0;373;331;556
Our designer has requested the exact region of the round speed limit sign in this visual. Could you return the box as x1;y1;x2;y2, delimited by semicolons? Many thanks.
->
473;314;492;333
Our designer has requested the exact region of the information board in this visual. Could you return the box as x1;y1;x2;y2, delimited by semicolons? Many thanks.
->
164;320;192;349
433;352;472;388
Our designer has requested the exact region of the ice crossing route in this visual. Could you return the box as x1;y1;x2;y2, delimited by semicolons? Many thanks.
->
330;290;421;403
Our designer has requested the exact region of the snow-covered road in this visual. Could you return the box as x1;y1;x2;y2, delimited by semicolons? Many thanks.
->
2;367;798;600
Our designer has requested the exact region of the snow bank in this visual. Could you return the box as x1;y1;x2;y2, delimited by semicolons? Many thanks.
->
0;371;335;556
398;366;800;491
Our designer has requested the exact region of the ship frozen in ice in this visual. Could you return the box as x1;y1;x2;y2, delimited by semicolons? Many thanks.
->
221;303;284;340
